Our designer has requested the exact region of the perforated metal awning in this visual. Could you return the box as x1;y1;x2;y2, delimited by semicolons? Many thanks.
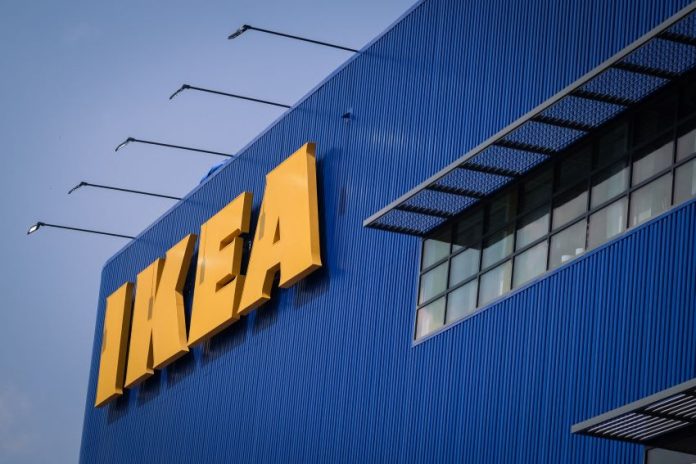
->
363;2;696;237
572;379;696;453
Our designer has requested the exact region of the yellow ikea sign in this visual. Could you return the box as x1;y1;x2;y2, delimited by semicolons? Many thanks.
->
94;143;322;407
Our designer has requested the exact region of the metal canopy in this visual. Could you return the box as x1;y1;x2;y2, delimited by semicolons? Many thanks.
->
572;379;696;453
363;2;696;237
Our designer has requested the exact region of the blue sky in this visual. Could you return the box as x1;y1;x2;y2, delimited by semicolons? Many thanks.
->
0;1;414;462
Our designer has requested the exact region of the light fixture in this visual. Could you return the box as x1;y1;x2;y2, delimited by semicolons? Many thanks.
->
27;222;43;235
228;24;250;40
115;137;134;152
26;222;134;239
169;83;291;108
68;181;181;200
67;182;87;195
228;24;358;53
114;137;233;158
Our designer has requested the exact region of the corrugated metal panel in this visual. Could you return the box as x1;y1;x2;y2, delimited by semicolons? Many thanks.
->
81;0;696;462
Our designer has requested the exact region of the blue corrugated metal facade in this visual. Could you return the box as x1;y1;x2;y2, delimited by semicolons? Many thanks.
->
80;0;696;462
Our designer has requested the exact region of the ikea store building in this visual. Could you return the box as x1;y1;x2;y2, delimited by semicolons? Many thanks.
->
80;0;696;462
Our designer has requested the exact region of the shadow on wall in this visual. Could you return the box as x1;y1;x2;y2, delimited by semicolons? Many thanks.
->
106;389;130;425
293;156;332;310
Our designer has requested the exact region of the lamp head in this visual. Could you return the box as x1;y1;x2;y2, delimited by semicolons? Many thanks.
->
169;84;190;100
68;181;86;194
27;222;44;235
228;24;250;40
115;137;135;152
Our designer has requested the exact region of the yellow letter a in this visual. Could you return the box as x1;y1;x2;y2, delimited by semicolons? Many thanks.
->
238;142;322;315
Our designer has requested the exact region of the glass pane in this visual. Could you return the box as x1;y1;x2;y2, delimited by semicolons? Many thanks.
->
553;184;587;229
633;92;677;146
557;145;592;190
646;447;696;464
482;227;513;268
632;141;673;186
479;261;512;306
449;248;480;287
513;242;548;288
421;231;450;269
415;298;445;339
677;127;696;161
446;281;478;323
418;262;448;304
629;173;673;227
590;162;628;208
680;77;696;118
453;209;483;251
549;220;587;269
516;206;549;250
487;191;517;233
520;167;552;213
596;123;628;168
674;159;696;205
588;198;627;249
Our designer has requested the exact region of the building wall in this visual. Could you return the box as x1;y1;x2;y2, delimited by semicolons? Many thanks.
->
80;0;696;462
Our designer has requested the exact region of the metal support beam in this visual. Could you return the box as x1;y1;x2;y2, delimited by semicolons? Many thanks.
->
369;222;427;236
570;89;633;107
531;115;595;132
395;204;453;219
613;61;677;79
457;164;519;179
659;31;696;47
425;184;483;199
493;139;556;156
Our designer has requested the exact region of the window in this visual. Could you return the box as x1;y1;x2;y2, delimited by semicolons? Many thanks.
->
558;146;592;189
550;220;586;269
487;192;517;232
588;198;627;249
596;123;628;167
415;298;445;339
633;94;677;146
630;174;672;227
516;206;550;250
632;141;673;186
453;210;482;251
521;168;552;212
553;184;587;229
591;161;628;208
449;248;479;287
482;227;513;268
418;262;447;304
677;127;696;161
421;231;450;268
513;242;548;287
414;77;696;341
674;159;696;205
479;261;512;306
446;281;478;323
